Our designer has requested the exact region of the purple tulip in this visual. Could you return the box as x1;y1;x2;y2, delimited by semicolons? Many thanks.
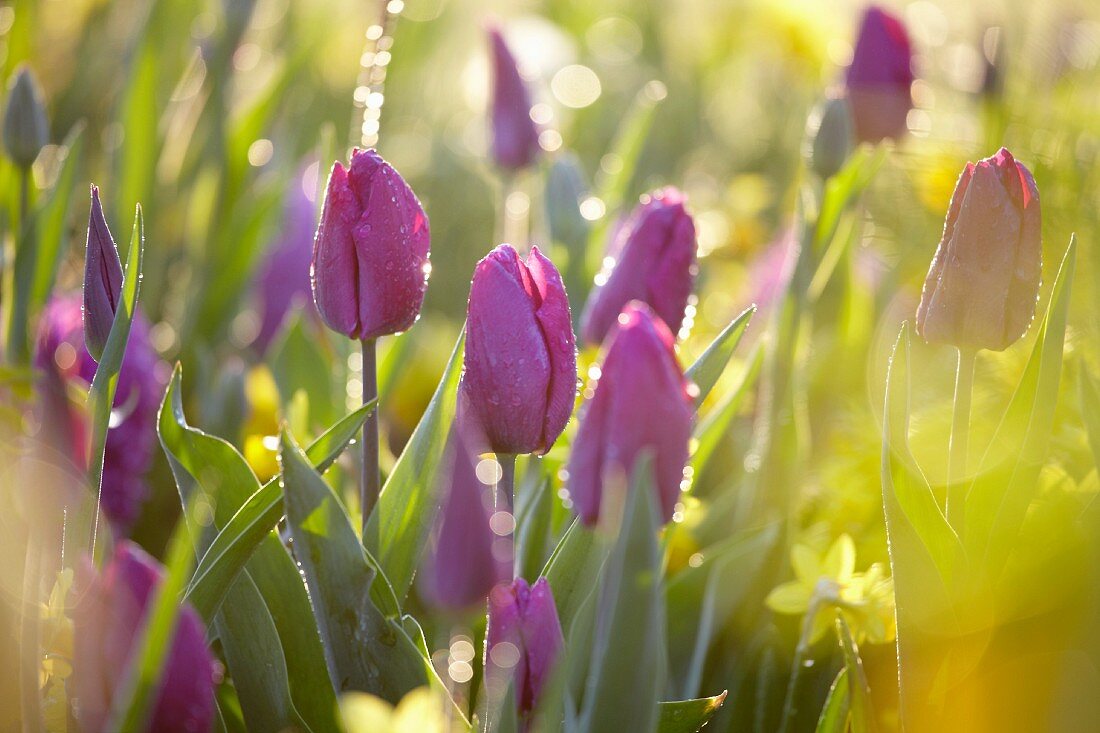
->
486;577;563;719
251;167;318;353
567;302;693;525
311;148;431;341
488;26;541;171
580;187;697;346
916;148;1041;352
82;186;124;363
36;295;165;532
73;541;217;733
421;420;510;610
459;244;577;456
845;5;914;144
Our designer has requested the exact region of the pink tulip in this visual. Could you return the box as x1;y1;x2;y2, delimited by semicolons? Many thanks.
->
916;148;1042;352
486;577;563;718
311;148;430;340
580;188;697;346
460;244;577;455
73;541;217;733
82;186;123;363
488;26;541;171
568;302;693;525
845;6;914;144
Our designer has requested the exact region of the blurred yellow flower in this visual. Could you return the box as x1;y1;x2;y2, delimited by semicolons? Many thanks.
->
39;569;74;688
766;534;896;645
242;366;282;481
340;687;449;733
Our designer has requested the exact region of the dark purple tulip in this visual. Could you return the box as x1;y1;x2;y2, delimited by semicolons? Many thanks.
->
421;421;509;610
568;302;692;525
845;5;914;144
916;148;1041;352
580;188;697;346
311;148;430;341
73;541;217;733
251;167;318;353
36;295;165;531
459;244;577;455
486;577;563;718
82;186;123;363
488;26;541;171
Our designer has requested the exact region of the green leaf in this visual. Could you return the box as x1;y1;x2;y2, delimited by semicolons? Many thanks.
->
685;306;755;409
656;693;728;733
880;323;964;726
666;524;779;699
365;327;465;602
269;312;339;427
103;512;195;732
964;237;1076;577
835;616;877;733
158;366;340;732
542;520;611;637
280;428;430;703
184;399;377;619
114;41;159;232
82;206;144;554
7;123;85;360
814;670;850;733
691;344;764;478
577;457;666;733
515;470;555;581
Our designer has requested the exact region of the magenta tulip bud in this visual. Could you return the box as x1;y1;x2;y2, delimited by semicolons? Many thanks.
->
421;421;510;610
73;541;217;733
488;26;541;171
845;6;914;144
568;302;693;525
82;186;123;363
580;188;697;346
916;148;1041;352
486;577;564;718
459;244;577;455
311;148;431;340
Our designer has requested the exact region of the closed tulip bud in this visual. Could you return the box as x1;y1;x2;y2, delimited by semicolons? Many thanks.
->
567;302;693;525
459;244;577;455
82;186;124;363
488;26;541;171
3;64;49;169
311;148;431;341
486;577;564;718
916;148;1041;352
421;422;510;610
545;153;590;249
73;541;217;733
845;6;914;144
807;96;854;180
580;188;697;346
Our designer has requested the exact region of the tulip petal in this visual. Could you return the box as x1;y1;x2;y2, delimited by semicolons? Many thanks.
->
83;186;123;362
526;246;578;452
312;161;361;338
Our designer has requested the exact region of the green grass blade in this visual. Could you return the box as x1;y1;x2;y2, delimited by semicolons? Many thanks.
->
684;305;755;409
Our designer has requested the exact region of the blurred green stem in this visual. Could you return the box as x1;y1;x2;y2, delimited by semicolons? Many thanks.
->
360;338;379;533
777;596;823;733
20;535;41;733
947;348;977;529
497;453;516;578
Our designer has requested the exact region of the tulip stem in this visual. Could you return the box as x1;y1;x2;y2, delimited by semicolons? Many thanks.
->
497;454;516;512
20;534;42;733
947;347;976;530
360;338;380;532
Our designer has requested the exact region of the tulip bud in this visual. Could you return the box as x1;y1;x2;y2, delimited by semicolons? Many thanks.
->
916;148;1041;352
488;26;541;171
459;244;577;455
3;64;49;169
73;541;217;733
545;153;590;249
311;148;431;341
37;295;165;531
806;96;854;180
421;420;509;610
252;166;318;353
845;6;914;144
486;577;564;718
82;186;124;363
567;302;693;525
580;188;697;346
